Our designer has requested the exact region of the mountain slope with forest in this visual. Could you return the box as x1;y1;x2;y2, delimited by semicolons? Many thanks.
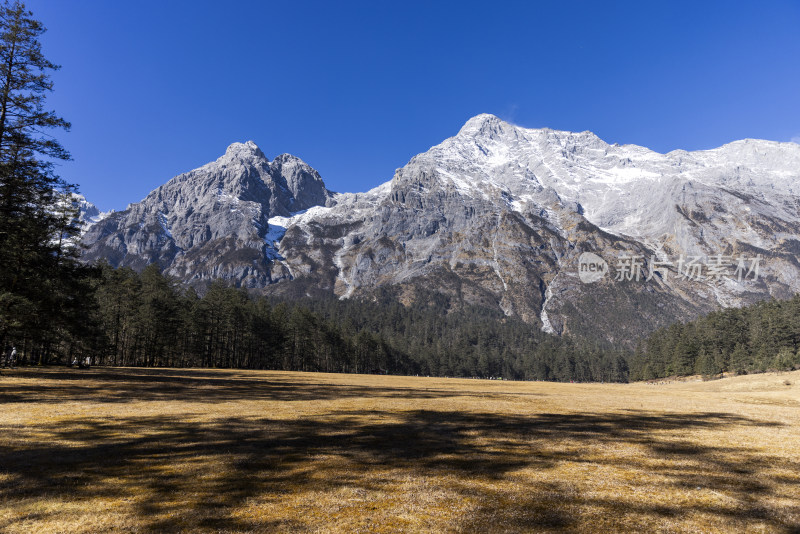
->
80;115;800;345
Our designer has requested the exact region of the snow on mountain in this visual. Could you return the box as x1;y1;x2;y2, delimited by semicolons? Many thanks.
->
401;113;800;245
269;114;800;340
80;117;800;343
72;193;112;230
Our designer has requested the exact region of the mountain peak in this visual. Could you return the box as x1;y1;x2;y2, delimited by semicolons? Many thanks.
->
224;140;266;160
458;113;507;136
272;153;305;165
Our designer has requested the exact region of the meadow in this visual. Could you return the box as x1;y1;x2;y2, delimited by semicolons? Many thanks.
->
0;367;798;533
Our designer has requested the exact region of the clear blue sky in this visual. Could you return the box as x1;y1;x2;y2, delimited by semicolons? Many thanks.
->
25;0;800;211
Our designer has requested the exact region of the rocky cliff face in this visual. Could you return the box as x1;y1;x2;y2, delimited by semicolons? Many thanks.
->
80;117;800;343
80;141;333;287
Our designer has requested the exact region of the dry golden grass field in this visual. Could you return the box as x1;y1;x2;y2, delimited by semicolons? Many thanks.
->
0;367;798;533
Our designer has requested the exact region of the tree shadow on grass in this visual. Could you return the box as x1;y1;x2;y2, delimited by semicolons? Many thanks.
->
0;406;798;532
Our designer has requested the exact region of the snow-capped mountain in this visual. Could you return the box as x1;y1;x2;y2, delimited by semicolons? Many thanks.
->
80;115;800;343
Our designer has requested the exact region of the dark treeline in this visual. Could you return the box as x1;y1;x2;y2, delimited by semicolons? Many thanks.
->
49;262;626;382
273;285;630;381
9;253;800;383
631;295;800;380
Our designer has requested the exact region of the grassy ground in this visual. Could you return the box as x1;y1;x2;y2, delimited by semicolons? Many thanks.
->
0;367;798;533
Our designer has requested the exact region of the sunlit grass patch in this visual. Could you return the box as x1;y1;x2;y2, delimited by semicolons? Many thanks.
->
1;367;799;532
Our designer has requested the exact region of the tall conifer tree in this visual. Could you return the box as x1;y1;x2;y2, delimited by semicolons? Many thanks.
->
0;1;78;352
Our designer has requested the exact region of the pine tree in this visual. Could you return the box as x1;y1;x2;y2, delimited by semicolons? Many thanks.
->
0;1;77;353
137;264;180;367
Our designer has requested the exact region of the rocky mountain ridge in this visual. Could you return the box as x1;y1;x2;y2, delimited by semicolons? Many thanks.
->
81;141;333;286
80;115;800;343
